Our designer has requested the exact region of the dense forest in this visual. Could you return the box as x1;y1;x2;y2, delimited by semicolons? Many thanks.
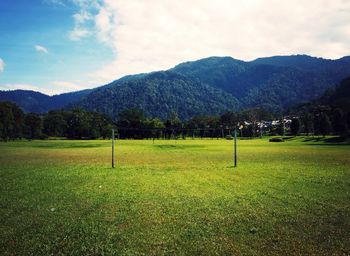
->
1;55;350;119
288;76;350;137
0;89;92;113
1;74;349;141
0;102;112;140
72;71;240;120
0;103;284;141
72;55;350;118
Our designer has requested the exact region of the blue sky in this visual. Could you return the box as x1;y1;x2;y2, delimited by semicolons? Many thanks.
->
0;0;350;95
0;0;114;94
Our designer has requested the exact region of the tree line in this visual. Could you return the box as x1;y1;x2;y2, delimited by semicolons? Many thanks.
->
289;76;350;137
116;107;349;139
1;101;349;141
115;107;274;139
288;107;349;137
0;101;112;141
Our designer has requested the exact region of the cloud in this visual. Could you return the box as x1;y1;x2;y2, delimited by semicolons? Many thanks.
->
73;10;92;24
69;10;93;40
0;80;96;95
0;58;4;73
72;0;101;9
35;45;49;54
84;0;350;84
0;79;98;95
43;0;66;6
52;81;87;91
67;1;101;41
69;28;90;40
95;7;114;43
0;84;61;95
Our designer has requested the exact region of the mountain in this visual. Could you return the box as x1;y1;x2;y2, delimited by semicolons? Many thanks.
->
0;90;52;113
172;57;330;107
1;54;350;119
72;55;349;119
0;89;92;113
289;75;350;111
315;76;350;111
253;54;350;82
51;89;93;109
72;71;240;120
171;56;345;110
289;76;350;132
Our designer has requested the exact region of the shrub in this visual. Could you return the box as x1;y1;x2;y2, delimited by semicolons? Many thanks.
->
269;137;284;142
282;136;294;140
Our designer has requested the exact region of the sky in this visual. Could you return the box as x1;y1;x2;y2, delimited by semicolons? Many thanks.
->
0;0;350;95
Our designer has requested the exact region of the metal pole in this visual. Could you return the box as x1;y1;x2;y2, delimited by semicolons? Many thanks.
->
112;128;115;168
234;128;237;167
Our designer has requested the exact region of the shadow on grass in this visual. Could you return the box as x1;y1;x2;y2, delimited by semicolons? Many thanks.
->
302;136;350;146
34;143;107;148
155;144;205;150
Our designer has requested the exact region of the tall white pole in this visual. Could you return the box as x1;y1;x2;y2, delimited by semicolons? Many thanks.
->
112;128;115;168
234;129;237;168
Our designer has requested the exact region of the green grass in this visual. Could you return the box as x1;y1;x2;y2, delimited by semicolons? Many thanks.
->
0;138;349;255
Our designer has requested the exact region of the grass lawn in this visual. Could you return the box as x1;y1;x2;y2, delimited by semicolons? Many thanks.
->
0;137;349;255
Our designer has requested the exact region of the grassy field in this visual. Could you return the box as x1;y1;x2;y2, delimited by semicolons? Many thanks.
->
0;137;349;255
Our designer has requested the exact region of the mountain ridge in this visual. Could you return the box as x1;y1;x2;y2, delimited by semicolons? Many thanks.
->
1;54;349;119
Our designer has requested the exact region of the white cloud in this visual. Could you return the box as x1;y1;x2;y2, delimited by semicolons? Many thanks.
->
35;45;49;54
44;0;350;91
71;0;101;9
68;9;93;40
52;81;87;91
43;0;66;6
0;84;61;95
0;58;4;73
69;28;90;40
73;10;92;24
67;1;101;41
85;0;350;84
0;80;96;95
0;80;98;96
95;7;114;43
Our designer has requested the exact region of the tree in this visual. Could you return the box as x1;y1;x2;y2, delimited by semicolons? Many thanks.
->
0;102;25;140
143;118;165;138
277;118;285;136
301;113;313;135
290;118;300;136
332;108;348;135
43;110;67;137
239;108;274;123
220;111;238;127
118;108;145;125
11;104;24;139
24;113;43;139
65;109;91;139
0;102;115;140
319;113;331;137
117;108;145;139
169;111;180;128
94;114;113;139
0;102;14;141
242;124;254;137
